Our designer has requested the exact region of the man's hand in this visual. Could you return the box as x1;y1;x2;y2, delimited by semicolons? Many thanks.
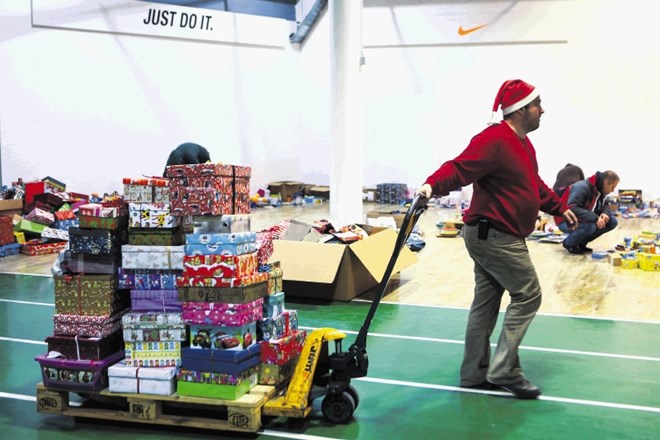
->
416;183;433;199
563;209;578;231
596;213;609;229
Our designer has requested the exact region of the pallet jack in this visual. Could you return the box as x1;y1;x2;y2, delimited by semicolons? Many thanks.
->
263;194;428;423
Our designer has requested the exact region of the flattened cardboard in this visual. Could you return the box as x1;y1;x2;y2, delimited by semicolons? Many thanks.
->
271;228;417;301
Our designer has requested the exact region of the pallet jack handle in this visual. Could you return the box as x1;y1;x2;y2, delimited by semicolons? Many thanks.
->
352;193;428;351
328;194;428;385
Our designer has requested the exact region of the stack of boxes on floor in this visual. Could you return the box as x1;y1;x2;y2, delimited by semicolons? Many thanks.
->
35;200;130;392
35;163;306;401
109;176;186;395
376;183;408;205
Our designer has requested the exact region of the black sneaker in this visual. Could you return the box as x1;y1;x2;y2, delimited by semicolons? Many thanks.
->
580;245;593;253
460;381;501;390
497;379;541;399
562;241;584;254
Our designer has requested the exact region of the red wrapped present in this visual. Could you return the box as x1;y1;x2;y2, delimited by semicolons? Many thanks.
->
176;272;268;288
182;253;258;278
259;330;306;365
0;215;14;245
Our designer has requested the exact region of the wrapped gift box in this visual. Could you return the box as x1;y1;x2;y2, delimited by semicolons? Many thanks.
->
118;268;179;290
53;311;126;338
108;363;177;395
78;203;127;218
123;323;187;343
266;262;283;295
176;272;268;288
24;207;55;226
54;209;76;221
182;299;263;326
259;330;306;364
177;281;267;303
123;177;170;204
130;289;182;313
41;227;69;241
69;227;127;255
0;242;22;257
78;215;128;230
21;239;67;256
63;251;121;275
176;366;257;400
53;274;124;316
54;218;79;230
258;356;298;386
34;191;65;208
181;343;260;375
638;253;660;271
15;218;46;234
182;252;258;278
45;329;123;361
128;203;181;228
124;341;182;367
121;245;184;270
0;215;14;245
128;228;184;246
184;231;257;256
255;231;274;265
166;163;251;216
258;310;299;341
189;322;257;351
192;214;251;234
263;292;285;318
35;349;124;392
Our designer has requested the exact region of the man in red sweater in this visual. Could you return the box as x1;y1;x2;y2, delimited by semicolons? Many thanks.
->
417;79;578;399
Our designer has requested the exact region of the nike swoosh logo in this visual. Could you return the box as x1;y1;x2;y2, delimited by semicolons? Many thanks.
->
458;24;487;36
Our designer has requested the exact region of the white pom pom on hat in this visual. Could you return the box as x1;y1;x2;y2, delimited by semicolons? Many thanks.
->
489;79;539;124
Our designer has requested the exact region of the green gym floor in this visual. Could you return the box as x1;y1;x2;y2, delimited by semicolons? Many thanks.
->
1;273;658;440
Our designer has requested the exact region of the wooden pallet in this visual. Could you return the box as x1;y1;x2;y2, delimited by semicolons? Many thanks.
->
36;383;277;433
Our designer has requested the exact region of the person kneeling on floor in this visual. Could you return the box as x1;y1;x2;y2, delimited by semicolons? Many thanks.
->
554;170;620;254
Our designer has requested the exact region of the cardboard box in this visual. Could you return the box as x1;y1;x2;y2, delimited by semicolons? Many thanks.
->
270;227;417;301
0;199;23;215
268;181;305;202
366;209;406;229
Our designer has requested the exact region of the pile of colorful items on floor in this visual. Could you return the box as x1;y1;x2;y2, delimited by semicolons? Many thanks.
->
609;231;660;271
33;163;306;400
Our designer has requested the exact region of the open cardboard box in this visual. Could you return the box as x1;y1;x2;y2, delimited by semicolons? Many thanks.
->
366;209;406;229
0;199;24;216
270;225;417;301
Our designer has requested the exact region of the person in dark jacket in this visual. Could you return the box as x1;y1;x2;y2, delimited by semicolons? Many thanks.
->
554;171;619;254
163;142;211;176
552;163;584;197
417;79;577;400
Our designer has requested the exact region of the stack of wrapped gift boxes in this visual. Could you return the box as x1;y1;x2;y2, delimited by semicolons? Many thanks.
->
63;201;128;274
257;262;306;388
35;268;129;393
118;177;186;374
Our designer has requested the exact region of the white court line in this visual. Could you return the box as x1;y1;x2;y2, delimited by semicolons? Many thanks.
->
0;336;46;345
0;298;54;307
299;327;660;362
0;392;341;440
356;377;660;414
0;271;51;278
352;299;660;325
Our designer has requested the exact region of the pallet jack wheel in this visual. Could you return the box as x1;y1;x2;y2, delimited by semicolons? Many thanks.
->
321;391;356;424
346;384;360;409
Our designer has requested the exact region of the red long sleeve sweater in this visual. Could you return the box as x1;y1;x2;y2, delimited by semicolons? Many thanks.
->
424;122;566;238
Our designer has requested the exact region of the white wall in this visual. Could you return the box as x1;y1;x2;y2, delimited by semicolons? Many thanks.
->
1;0;659;200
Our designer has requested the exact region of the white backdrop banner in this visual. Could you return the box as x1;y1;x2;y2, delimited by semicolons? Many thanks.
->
363;1;571;46
31;0;293;48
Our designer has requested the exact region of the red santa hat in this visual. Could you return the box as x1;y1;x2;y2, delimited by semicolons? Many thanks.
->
490;79;539;123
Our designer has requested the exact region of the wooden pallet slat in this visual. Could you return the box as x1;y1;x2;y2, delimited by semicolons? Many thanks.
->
36;383;277;433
